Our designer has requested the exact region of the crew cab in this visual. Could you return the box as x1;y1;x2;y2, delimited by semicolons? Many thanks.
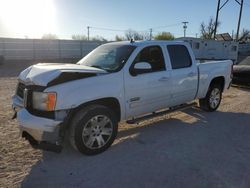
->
12;40;233;155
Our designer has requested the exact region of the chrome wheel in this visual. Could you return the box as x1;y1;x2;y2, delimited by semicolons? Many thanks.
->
82;115;113;149
209;88;221;109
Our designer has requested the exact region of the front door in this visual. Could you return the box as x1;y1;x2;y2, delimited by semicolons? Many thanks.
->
124;45;172;119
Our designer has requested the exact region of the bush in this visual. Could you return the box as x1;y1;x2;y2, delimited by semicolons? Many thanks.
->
154;32;175;40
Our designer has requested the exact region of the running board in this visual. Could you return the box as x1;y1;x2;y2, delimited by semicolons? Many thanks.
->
126;102;197;124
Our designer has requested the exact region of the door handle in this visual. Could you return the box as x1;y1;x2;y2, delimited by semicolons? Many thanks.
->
158;77;169;82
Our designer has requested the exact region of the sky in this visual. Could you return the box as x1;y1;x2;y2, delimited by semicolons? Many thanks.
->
0;0;249;40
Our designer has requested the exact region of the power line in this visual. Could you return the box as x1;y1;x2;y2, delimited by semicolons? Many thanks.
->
86;22;182;40
150;23;182;30
149;23;183;35
90;26;125;32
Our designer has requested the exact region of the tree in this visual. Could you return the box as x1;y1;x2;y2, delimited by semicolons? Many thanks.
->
154;32;174;40
91;35;108;42
72;34;87;40
238;29;250;43
115;35;125;41
72;34;107;41
200;18;220;39
41;33;58;40
125;29;144;40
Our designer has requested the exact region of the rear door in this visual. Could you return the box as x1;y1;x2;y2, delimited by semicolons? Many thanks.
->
124;45;172;119
166;44;198;105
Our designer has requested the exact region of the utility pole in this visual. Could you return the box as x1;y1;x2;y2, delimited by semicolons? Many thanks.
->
214;0;221;39
236;0;244;41
87;26;90;41
182;22;188;37
214;0;229;39
149;28;153;40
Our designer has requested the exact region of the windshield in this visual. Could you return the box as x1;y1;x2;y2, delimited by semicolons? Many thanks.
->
77;44;136;72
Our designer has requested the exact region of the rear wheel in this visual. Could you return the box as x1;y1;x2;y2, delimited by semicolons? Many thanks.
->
199;84;222;112
69;105;118;155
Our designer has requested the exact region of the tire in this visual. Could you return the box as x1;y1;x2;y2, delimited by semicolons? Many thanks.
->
199;84;222;112
69;105;118;155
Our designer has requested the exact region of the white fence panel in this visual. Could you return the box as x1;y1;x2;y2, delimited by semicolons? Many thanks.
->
0;38;106;61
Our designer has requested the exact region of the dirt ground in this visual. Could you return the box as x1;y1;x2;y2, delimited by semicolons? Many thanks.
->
0;62;250;188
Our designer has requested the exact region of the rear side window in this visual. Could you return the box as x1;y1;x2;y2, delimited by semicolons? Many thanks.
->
167;45;192;69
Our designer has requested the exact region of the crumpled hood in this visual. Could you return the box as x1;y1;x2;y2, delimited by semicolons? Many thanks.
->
19;63;107;86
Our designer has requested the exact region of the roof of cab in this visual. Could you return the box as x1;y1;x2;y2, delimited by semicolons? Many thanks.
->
106;40;186;47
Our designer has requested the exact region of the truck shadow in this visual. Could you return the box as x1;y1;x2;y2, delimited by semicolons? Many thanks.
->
21;109;250;188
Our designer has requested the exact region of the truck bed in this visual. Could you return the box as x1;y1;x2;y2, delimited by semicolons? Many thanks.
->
196;60;233;99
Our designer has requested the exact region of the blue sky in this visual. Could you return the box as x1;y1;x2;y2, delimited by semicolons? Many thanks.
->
0;0;249;40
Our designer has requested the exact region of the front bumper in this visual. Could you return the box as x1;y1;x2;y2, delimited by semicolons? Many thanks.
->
12;95;64;152
12;95;62;142
17;108;62;142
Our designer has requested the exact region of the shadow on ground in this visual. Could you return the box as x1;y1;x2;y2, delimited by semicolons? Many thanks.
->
21;109;250;188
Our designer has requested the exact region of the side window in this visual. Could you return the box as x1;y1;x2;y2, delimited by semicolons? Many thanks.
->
167;45;192;69
130;46;165;75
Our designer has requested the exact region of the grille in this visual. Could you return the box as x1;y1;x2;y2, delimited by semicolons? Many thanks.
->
16;82;25;99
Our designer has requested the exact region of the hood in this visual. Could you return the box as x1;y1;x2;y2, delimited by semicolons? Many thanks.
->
19;63;107;86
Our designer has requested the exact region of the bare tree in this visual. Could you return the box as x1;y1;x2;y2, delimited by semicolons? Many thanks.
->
91;35;108;42
238;29;250;43
200;18;220;39
72;34;87;40
41;33;58;40
125;29;144;40
72;34;107;42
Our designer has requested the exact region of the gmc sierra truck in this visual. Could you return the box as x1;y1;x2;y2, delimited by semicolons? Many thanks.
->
12;40;233;155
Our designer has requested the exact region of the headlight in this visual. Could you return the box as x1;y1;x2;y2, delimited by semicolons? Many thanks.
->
32;92;57;111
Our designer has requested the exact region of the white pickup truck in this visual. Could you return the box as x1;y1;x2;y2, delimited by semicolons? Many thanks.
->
12;40;233;155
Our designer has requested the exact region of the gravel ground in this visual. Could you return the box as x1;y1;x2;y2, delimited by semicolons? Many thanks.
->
0;63;250;188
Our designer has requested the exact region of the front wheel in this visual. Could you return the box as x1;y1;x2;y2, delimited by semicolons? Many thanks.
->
199;84;222;112
69;105;118;155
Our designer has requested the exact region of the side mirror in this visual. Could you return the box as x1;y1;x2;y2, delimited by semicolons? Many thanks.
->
134;62;152;70
131;62;152;76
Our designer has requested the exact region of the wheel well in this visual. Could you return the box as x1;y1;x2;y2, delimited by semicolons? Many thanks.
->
60;97;121;139
210;76;225;91
72;97;121;120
